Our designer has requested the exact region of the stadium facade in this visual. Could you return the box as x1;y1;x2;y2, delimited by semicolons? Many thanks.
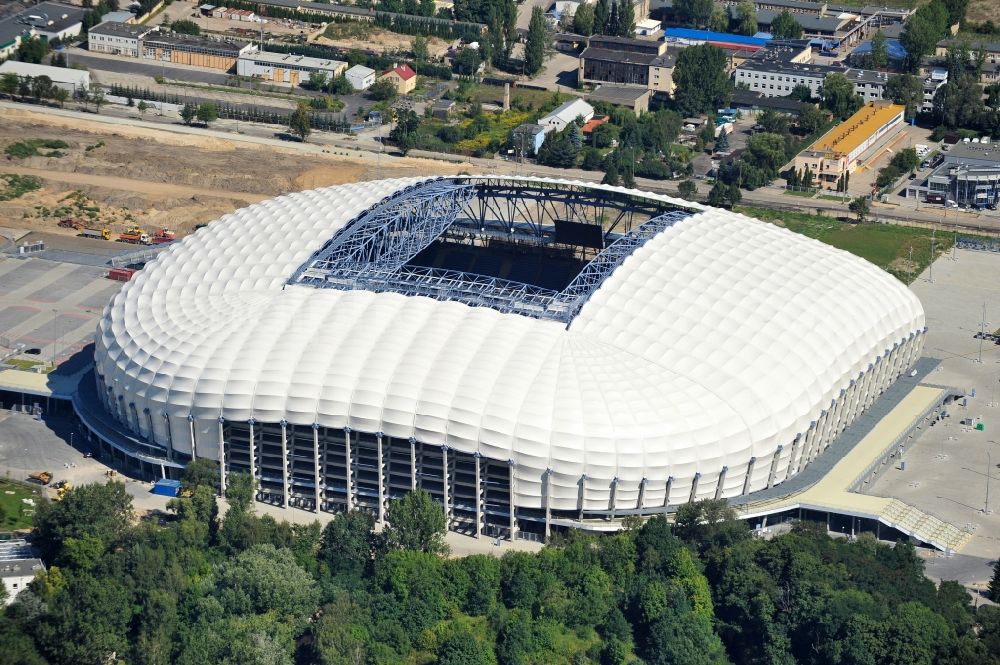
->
84;176;925;539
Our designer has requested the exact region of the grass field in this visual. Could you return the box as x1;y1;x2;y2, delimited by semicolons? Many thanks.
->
737;205;954;283
0;478;43;531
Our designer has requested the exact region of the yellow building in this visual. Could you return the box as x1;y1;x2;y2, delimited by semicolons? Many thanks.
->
379;64;417;95
793;101;905;190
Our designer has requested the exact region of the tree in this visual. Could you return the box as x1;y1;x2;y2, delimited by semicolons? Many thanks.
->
0;72;18;98
886;73;924;120
34;482;134;563
367;78;397;101
437;628;496;665
870;30;889;69
180;102;197;125
453;47;482;75
16;37;48;64
88;86;105;113
708;6;729;32
642;609;730;665
389;109;420;155
901;0;950;71
673;44;731;116
525;6;547;76
171;19;201;35
30;75;53;102
607;1;620;36
320;510;375;578
735;1;757;36
573;2;595;36
307;70;329;91
674;0;714;28
289;103;311;141
536;128;579;167
821;72;863;119
411;35;429;61
566;121;584;149
933;75;985;128
594;0;610;32
182;458;219;493
603;161;622;185
618;0;635;37
989;556;1000;602
210;544;320;629
715;128;729;152
196;102;218;126
788;83;814;102
384;489;449;555
770;10;803;39
849;195;870;222
677;179;698;200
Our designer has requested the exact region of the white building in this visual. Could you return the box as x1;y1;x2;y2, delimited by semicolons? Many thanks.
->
0;60;90;94
537;98;594;131
345;64;376;91
22;2;85;42
237;50;347;86
85;176;925;540
88;20;157;57
1;559;44;606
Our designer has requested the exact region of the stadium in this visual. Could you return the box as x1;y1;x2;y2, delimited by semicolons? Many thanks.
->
83;176;925;539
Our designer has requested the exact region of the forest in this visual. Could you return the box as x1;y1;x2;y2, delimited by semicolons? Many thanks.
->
2;460;999;665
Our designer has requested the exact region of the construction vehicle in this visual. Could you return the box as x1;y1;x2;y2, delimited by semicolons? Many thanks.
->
80;227;111;241
118;225;151;245
151;228;176;244
28;471;52;485
54;481;72;500
58;218;85;230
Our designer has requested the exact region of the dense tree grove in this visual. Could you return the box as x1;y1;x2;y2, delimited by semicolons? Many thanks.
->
672;44;732;116
3;472;999;665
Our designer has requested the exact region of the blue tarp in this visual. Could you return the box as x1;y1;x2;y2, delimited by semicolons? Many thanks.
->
664;28;771;47
852;38;908;61
152;478;182;497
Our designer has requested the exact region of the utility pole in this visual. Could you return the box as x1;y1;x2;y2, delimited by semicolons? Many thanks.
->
908;246;913;284
979;301;988;364
952;230;957;260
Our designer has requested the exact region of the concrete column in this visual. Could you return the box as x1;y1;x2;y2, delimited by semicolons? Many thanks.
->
785;434;801;481
409;437;417;491
313;424;322;512
768;446;782;488
474;451;482;538
742;457;756;495
218;416;227;496
637;477;647;511
187;414;198;460
144;408;154;444
162;412;173;461
280;420;289;509
689;472;701;503
543;468;552;541
441;445;451;525
577;474;587;520
344;428;353;512
248;418;256;488
508;459;517;541
663;476;674;508
715;466;728;499
376;433;386;524
609;477;618;519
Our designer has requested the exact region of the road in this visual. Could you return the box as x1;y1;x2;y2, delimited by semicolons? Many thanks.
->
65;50;231;86
517;0;552;30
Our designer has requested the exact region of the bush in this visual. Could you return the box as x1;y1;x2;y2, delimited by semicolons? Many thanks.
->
4;139;69;159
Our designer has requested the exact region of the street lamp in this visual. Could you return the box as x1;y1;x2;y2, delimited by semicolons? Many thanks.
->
988;440;998;515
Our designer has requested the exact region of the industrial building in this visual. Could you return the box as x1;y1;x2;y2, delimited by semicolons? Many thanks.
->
905;142;1000;207
588;85;651;115
578;36;675;93
82;176;924;539
88;20;157;57
0;2;84;58
794;101;905;188
345;64;376;90
537;98;594;130
237;50;347;85
139;32;253;71
0;60;90;95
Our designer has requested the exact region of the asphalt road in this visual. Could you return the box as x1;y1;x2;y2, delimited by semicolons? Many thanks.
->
65;52;231;86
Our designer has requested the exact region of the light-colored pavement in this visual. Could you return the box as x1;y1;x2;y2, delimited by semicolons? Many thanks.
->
517;0;552;30
869;248;1000;562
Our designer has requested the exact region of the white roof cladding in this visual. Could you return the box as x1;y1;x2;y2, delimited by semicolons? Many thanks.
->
95;176;925;510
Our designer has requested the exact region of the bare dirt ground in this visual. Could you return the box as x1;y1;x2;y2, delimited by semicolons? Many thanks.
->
966;0;993;23
315;29;451;57
0;107;457;238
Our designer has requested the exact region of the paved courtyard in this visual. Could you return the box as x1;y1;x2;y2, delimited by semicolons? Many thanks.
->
0;257;120;366
869;248;1000;586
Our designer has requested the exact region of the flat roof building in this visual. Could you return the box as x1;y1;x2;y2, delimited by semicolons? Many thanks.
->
237;50;347;86
345;64;376;90
793;101;905;189
18;2;85;42
0;60;90;94
905;141;1000;207
88;20;157;57
579;37;675;93
139;32;253;71
588;85;651;115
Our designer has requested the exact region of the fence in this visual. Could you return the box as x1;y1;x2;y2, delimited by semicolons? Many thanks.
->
957;235;1000;253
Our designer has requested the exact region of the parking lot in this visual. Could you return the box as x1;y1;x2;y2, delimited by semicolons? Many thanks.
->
0;257;119;366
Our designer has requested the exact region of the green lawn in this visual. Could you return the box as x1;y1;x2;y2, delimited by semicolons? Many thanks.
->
0;478;43;531
783;189;816;198
736;205;955;283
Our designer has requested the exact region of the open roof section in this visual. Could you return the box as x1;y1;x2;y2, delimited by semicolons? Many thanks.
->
287;177;693;324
